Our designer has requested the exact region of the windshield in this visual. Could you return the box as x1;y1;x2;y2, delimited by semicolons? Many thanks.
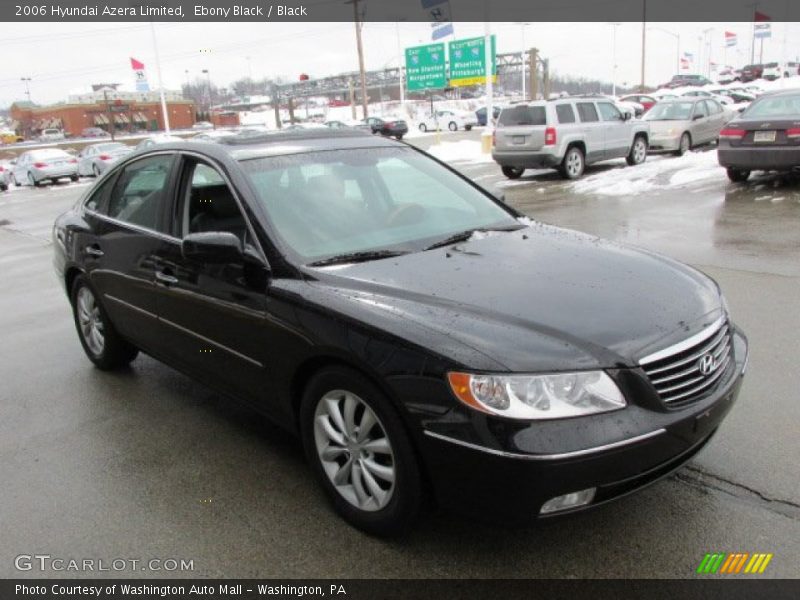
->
644;102;695;121
240;146;517;263
743;94;800;118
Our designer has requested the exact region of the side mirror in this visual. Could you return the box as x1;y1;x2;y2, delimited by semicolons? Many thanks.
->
9;159;17;165
182;231;243;263
622;111;632;121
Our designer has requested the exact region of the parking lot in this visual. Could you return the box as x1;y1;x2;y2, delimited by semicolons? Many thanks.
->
1;130;799;578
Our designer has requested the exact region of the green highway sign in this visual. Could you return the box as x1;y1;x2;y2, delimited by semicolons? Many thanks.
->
448;35;496;87
405;43;447;92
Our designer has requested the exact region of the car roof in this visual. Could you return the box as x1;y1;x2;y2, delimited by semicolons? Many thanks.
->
131;129;396;162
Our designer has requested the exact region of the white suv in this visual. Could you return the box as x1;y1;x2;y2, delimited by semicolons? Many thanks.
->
492;97;650;180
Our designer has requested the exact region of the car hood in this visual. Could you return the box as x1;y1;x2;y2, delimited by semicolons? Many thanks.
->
305;225;723;372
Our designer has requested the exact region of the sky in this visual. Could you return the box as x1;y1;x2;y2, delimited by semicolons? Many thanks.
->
1;20;799;107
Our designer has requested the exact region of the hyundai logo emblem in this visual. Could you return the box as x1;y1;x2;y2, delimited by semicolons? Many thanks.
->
698;353;717;376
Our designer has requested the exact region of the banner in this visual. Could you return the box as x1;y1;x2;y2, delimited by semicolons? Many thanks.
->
130;57;150;92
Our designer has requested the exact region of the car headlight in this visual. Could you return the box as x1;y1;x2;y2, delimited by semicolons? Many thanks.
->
447;371;626;420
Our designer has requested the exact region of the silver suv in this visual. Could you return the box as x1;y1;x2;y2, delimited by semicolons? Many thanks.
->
492;97;650;180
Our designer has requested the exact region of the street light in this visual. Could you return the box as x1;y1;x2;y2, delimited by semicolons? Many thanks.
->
648;26;681;76
609;23;621;97
514;22;530;100
20;77;32;102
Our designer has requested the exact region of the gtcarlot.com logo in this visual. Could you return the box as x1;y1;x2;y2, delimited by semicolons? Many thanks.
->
697;552;773;575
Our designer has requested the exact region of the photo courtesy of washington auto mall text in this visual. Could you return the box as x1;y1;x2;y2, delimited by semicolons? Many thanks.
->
0;0;799;598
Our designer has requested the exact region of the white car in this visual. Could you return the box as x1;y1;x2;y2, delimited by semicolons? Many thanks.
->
38;128;65;142
680;89;734;106
762;61;800;80
417;110;477;132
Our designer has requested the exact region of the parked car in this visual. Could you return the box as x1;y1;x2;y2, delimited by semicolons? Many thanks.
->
81;127;110;139
362;117;408;140
323;120;355;129
0;161;11;191
711;88;756;104
475;105;502;126
192;130;240;143
192;121;214;130
662;74;713;88
77;142;133;177
53;129;747;536
1;130;25;144
681;89;734;106
718;89;800;182
717;68;741;85
38;128;65;142
739;64;765;83
619;94;657;114
492;97;650;180
643;98;732;156
9;148;78;186
418;110;477;132
135;134;183;150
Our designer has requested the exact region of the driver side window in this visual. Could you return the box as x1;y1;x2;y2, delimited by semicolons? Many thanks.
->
180;161;248;244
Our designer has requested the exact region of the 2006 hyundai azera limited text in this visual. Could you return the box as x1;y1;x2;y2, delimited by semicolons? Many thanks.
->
54;130;748;536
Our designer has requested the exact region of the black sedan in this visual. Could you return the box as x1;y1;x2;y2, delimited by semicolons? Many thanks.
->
54;130;747;536
718;89;800;182
362;116;408;140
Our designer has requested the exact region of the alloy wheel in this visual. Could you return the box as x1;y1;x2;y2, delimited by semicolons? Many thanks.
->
566;149;584;178
313;389;395;512
632;138;647;163
76;286;105;356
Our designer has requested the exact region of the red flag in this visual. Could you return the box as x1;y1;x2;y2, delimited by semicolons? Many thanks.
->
130;57;145;70
724;31;736;38
754;10;771;22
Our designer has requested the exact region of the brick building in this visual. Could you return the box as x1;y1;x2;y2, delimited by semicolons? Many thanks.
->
10;93;196;139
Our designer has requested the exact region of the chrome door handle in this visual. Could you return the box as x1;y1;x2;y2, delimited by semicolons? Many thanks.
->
155;271;179;285
85;245;103;257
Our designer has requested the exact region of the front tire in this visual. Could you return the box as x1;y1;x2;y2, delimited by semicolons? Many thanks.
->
560;146;585;179
300;366;422;537
418;123;427;132
71;275;138;370
626;135;648;166
726;167;751;182
675;132;691;156
448;121;458;131
92;164;100;177
28;172;41;187
465;125;473;131
11;174;20;187
502;166;524;179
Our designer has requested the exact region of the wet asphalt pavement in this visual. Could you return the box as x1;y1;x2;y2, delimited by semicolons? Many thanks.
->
1;131;798;579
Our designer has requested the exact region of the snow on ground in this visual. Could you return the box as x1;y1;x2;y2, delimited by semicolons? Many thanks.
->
571;151;724;196
426;140;494;164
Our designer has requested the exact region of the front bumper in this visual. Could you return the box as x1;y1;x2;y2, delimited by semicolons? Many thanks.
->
718;146;800;171
648;135;682;152
413;327;747;521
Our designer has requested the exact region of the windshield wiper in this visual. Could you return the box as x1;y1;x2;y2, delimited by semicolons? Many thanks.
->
423;226;524;251
306;249;409;267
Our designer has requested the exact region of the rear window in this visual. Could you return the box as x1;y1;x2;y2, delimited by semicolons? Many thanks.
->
744;94;800;118
497;105;547;127
555;104;576;124
576;102;599;122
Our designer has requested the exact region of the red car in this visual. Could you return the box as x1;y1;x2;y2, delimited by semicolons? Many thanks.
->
619;94;657;113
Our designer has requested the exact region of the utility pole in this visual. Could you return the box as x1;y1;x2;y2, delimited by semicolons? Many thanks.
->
530;48;539;100
395;21;405;111
103;89;115;141
640;0;647;90
352;0;368;119
611;23;620;96
349;79;356;120
271;84;282;129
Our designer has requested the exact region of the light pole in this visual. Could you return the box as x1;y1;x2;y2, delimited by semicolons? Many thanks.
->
702;28;714;77
202;68;212;124
347;0;369;119
20;77;32;102
648;27;680;76
610;23;621;96
515;22;530;100
395;21;405;111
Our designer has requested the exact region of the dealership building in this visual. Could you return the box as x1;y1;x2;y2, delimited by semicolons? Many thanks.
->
9;85;197;138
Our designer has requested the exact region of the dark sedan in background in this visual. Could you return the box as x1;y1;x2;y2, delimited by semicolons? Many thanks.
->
718;89;800;181
53;130;747;536
363;116;408;140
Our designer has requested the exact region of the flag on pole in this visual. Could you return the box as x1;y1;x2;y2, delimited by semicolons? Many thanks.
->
680;58;690;70
754;23;772;39
421;0;454;40
725;31;737;47
683;52;694;61
754;10;771;22
130;57;150;92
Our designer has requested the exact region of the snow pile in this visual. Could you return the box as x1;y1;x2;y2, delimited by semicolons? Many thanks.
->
426;140;494;164
571;151;724;196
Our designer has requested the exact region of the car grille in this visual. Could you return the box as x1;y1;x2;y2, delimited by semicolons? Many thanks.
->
640;319;732;405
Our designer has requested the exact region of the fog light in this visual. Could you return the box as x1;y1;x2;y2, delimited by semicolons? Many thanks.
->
540;488;596;514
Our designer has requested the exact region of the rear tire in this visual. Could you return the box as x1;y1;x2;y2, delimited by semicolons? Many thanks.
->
92;164;100;177
560;146;585;180
502;166;524;179
395;135;403;141
419;123;427;132
70;275;139;370
448;121;458;131
465;125;473;131
28;172;41;187
726;168;751;182
70;175;79;182
626;135;648;166
300;365;422;537
11;174;20;187
675;132;691;156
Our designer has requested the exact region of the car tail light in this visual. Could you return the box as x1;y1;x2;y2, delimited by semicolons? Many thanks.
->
0;166;4;172
719;128;746;139
99;154;111;160
492;131;496;146
33;162;48;168
786;128;800;139
544;127;557;145
69;158;78;163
